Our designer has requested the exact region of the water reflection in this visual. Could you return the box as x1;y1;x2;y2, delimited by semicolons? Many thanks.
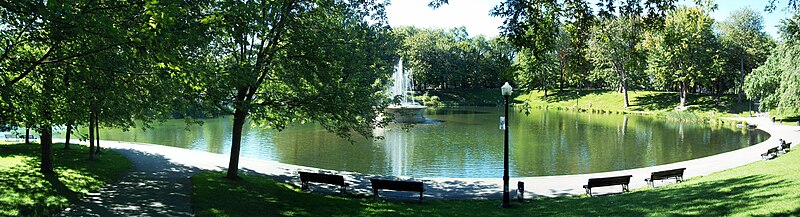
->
54;107;769;178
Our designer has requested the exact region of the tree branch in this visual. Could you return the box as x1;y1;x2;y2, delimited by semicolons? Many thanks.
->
6;46;54;86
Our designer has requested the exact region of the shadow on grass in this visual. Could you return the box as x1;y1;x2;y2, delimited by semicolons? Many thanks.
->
0;143;129;216
631;92;754;114
193;171;796;216
525;175;789;216
629;92;679;111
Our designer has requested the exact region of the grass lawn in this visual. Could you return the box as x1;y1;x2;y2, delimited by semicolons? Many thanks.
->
0;142;131;216
191;150;800;216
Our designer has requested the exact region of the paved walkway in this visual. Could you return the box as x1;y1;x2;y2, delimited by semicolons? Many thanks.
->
59;116;800;215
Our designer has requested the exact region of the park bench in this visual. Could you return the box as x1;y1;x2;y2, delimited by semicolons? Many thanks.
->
583;175;632;197
3;134;17;142
761;147;779;160
25;135;37;142
645;168;685;187
370;178;424;200
778;142;792;154
298;171;348;194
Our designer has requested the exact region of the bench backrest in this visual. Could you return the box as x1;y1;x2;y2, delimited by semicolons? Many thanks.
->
299;172;345;185
651;168;685;180
370;179;424;192
768;147;779;154
781;142;791;150
586;175;632;188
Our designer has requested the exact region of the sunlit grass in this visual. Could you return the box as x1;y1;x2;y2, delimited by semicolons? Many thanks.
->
0;143;131;216
192;150;800;216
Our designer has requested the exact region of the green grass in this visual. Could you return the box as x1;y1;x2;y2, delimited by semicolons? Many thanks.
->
414;89;510;107
0;143;132;216
191;150;800;216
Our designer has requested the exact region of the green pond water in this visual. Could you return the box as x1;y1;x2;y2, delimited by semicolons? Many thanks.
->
54;107;768;178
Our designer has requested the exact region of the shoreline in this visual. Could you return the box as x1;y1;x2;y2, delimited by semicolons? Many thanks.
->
55;116;799;199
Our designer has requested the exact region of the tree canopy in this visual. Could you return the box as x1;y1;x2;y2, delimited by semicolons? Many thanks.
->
193;0;399;179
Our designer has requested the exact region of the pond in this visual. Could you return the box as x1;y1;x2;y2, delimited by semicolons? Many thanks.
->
54;107;769;178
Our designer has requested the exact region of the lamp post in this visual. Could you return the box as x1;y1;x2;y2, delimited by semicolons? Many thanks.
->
501;82;513;208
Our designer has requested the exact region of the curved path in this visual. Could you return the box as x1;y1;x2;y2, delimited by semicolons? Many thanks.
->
60;116;799;216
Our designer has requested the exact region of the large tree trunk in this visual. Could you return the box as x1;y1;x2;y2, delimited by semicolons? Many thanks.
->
559;58;565;91
40;77;54;174
226;107;248;180
619;69;630;108
737;55;745;109
25;127;30;144
680;81;688;108
89;109;95;160
64;122;72;149
40;126;54;174
622;83;630;108
95;115;101;154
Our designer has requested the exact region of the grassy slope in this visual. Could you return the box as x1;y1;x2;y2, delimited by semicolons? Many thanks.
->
192;150;800;216
0;143;131;216
419;88;800;123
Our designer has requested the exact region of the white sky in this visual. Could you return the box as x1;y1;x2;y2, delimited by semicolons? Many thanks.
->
385;0;791;39
385;0;504;38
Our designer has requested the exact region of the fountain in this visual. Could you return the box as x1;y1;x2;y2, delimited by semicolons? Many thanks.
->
385;58;426;123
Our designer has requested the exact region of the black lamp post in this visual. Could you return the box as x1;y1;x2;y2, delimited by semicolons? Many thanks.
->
501;82;513;208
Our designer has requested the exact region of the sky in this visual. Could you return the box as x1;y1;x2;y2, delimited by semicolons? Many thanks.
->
385;0;793;39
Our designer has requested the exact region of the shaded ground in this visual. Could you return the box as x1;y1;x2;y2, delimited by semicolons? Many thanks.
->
0;143;130;216
59;149;199;216
192;150;800;216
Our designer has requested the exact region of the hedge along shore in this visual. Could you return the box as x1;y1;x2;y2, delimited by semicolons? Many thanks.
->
58;116;797;215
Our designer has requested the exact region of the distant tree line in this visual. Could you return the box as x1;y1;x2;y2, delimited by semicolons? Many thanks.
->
394;26;515;89
426;0;800;115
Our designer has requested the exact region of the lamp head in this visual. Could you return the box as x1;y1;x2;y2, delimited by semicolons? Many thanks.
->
501;82;513;96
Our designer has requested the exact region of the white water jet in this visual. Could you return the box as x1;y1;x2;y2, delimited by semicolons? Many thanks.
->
386;58;426;123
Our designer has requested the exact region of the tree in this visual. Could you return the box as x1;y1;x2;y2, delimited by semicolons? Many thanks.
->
586;17;645;107
492;0;561;93
645;6;725;108
0;0;207;173
562;0;595;90
197;0;399;179
395;26;512;89
745;12;800;115
718;8;775;106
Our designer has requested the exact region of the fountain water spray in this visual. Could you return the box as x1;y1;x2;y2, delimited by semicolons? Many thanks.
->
386;58;426;123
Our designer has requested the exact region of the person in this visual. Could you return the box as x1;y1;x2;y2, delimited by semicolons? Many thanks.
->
772;117;776;123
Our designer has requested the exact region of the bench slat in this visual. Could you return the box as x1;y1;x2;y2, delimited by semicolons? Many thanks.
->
370;179;424;200
299;172;347;194
583;175;632;197
585;175;632;188
650;168;685;180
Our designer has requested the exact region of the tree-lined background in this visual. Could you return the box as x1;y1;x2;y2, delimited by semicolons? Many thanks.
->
1;0;799;178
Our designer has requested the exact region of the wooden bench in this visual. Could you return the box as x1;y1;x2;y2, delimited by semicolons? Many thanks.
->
3;134;16;142
370;178;424;200
583;175;632;197
298;172;348;194
779;142;792;154
645;168;685;187
761;147;779;160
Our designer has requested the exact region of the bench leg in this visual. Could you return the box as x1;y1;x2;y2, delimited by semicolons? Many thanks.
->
419;192;423;201
373;189;379;200
584;187;592;197
340;185;346;194
622;184;629;192
301;181;308;191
